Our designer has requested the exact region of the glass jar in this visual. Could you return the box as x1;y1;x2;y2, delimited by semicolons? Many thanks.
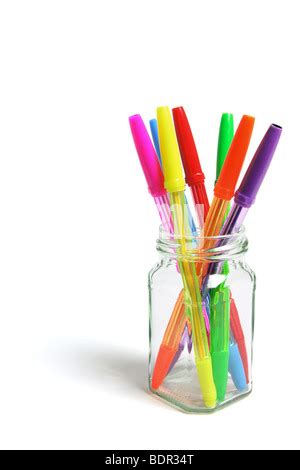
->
148;226;255;413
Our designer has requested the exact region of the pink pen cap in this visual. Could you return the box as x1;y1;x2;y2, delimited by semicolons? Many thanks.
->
129;114;166;197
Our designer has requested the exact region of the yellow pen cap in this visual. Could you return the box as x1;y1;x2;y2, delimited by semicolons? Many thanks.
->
157;106;185;193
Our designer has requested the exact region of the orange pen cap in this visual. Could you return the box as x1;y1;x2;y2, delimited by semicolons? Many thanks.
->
214;115;255;201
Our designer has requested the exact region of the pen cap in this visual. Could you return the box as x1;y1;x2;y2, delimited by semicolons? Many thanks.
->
149;119;162;165
235;124;282;208
157;106;185;193
216;113;234;181
172;106;205;186
129;114;166;197
214;115;255;201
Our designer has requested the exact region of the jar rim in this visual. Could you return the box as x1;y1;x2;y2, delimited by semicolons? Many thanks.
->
156;225;248;261
159;224;246;242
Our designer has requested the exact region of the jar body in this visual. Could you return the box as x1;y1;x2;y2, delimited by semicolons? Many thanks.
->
148;237;255;413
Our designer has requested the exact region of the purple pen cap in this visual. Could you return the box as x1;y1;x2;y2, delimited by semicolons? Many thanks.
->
129;114;166;197
234;124;282;208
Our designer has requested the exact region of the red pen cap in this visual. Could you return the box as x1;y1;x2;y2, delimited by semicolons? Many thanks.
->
172;107;205;186
214;115;255;201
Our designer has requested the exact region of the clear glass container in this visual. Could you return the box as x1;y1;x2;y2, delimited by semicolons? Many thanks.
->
148;226;255;413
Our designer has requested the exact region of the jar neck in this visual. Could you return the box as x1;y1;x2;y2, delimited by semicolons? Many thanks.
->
156;226;248;263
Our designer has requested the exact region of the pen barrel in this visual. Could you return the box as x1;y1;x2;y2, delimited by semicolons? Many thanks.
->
196;196;230;278
198;197;230;277
203;197;230;239
154;194;174;234
162;290;186;347
170;191;210;355
184;194;197;235
191;183;210;228
220;204;248;238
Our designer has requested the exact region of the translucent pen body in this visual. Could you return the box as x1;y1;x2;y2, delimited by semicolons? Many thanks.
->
170;191;210;361
151;193;210;389
191;183;210;230
203;197;230;240
160;292;186;349
203;202;250;382
170;191;216;408
154;194;174;233
210;203;249;277
150;117;198;236
197;196;230;279
220;204;248;236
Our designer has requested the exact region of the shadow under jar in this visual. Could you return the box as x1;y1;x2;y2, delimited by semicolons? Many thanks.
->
148;226;255;413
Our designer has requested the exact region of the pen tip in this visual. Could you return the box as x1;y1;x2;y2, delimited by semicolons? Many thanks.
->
151;345;176;390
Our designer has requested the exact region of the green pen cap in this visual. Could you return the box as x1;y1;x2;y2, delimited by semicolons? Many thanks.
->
216;113;234;181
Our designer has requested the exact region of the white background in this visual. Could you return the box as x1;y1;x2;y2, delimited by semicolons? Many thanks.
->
0;0;298;450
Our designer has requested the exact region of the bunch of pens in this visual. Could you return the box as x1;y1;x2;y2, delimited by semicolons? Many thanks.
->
129;107;282;412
